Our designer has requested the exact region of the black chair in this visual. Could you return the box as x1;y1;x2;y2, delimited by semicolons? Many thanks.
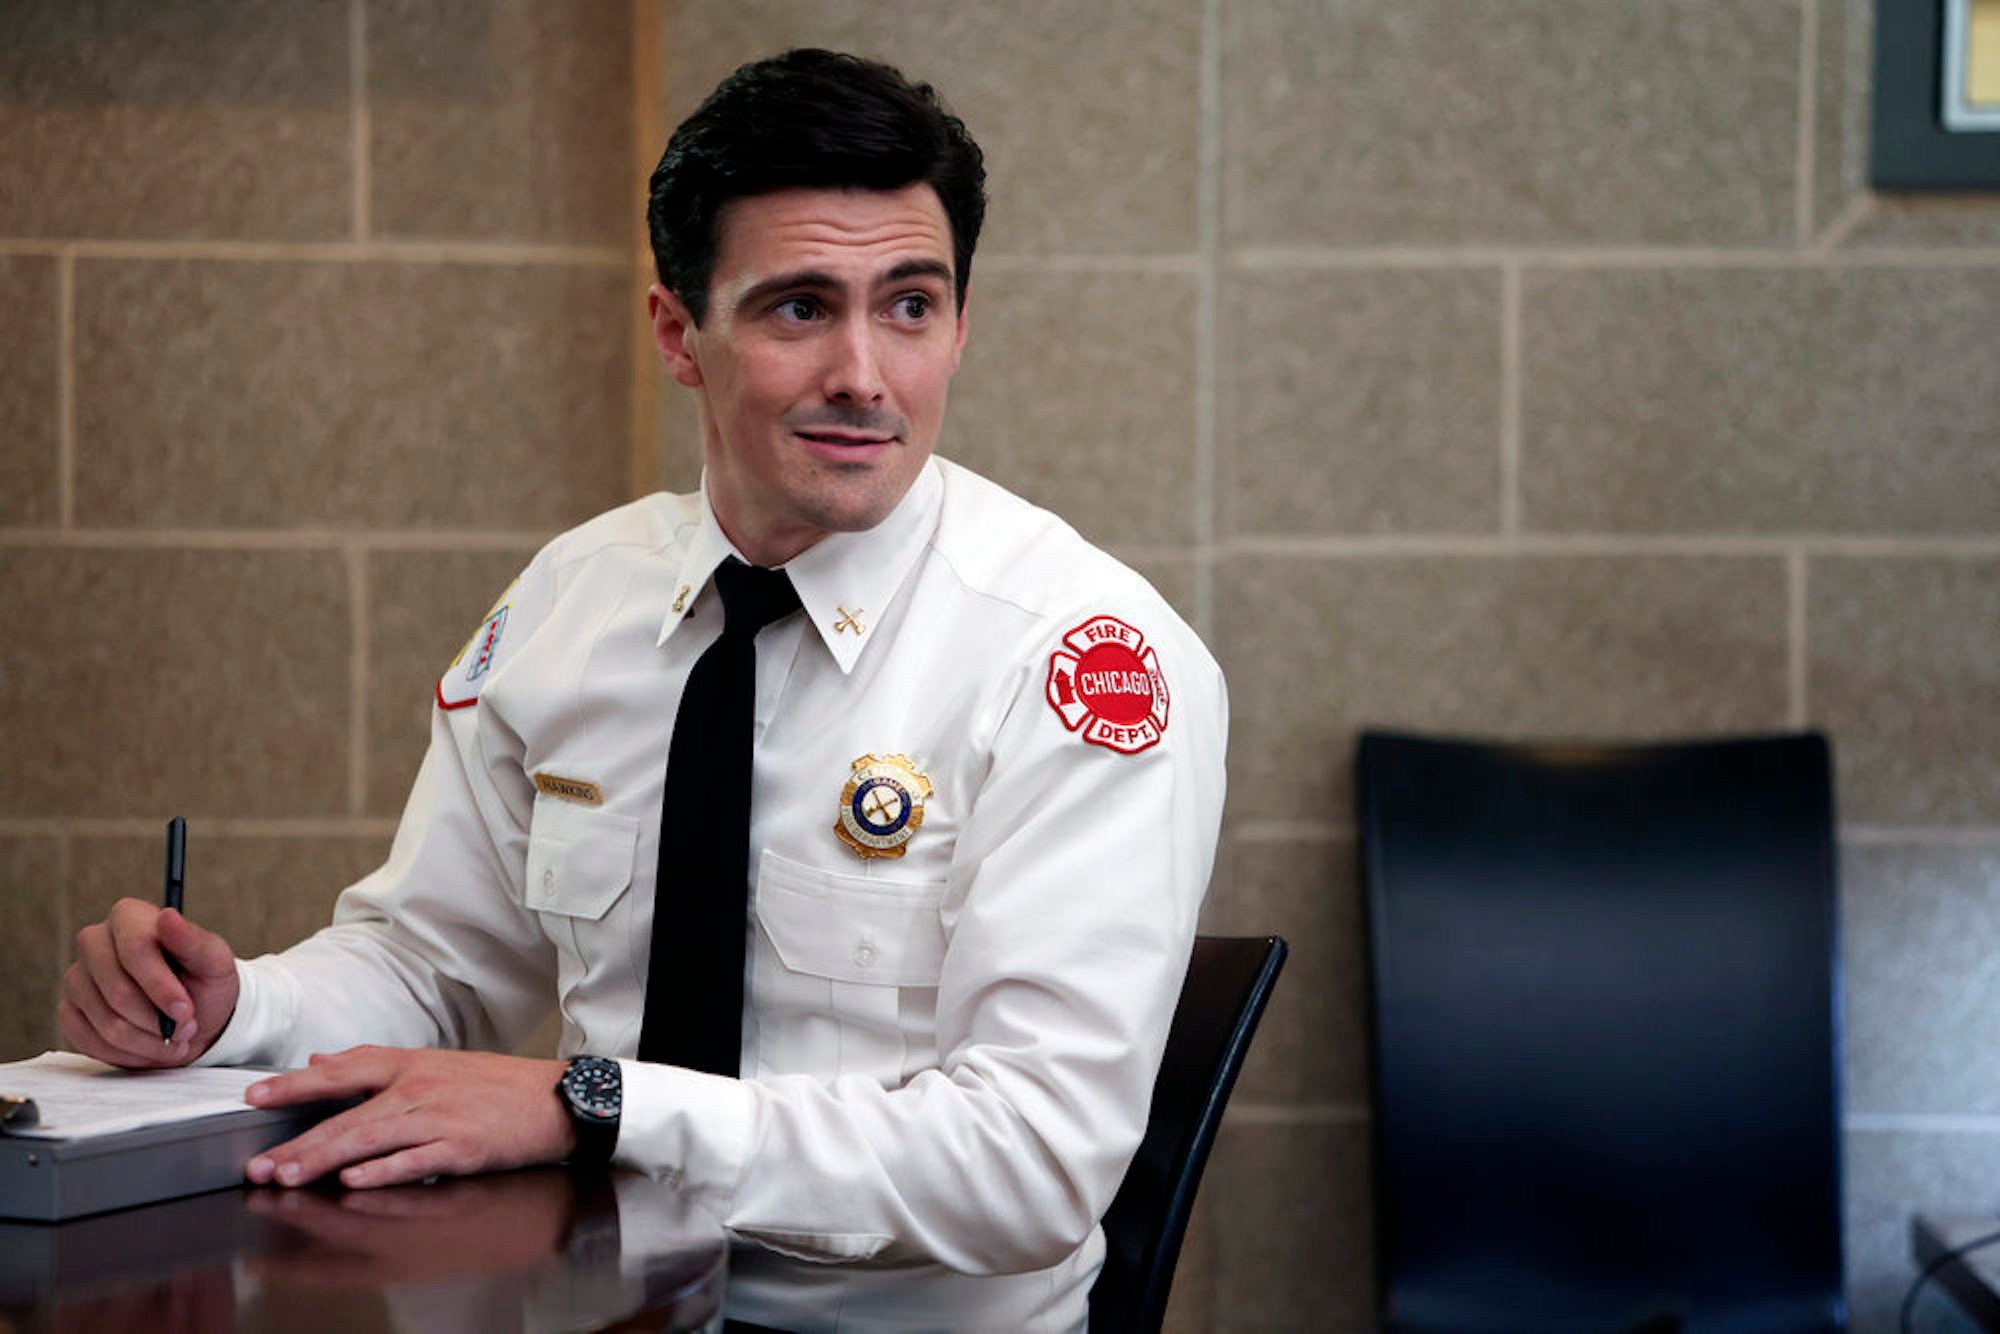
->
1357;731;1844;1333
1090;934;1289;1334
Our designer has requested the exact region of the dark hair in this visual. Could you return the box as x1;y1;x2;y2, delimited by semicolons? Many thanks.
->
647;48;987;326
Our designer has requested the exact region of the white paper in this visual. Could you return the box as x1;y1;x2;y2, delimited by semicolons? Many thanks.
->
0;1051;276;1140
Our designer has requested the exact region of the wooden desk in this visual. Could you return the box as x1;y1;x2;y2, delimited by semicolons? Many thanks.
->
0;1167;726;1332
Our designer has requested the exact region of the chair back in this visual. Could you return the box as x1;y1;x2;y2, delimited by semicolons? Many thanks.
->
1358;731;1844;1333
1090;934;1288;1334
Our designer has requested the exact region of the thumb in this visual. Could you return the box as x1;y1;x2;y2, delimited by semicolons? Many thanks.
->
158;907;237;982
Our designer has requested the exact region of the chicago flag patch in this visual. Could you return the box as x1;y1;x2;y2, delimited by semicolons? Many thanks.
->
1045;615;1171;755
437;582;518;711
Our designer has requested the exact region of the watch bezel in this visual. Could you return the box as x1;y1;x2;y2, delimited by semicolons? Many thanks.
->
562;1055;621;1122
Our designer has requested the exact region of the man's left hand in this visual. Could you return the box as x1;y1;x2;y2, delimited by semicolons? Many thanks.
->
244;1046;575;1189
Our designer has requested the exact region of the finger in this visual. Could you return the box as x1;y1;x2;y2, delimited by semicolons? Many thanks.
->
57;996;147;1069
156;907;238;983
247;1046;395;1109
57;997;192;1070
106;899;204;1026
247;1097;348;1183
254;1128;406;1189
60;962;193;1066
246;1115;357;1185
76;917;170;1041
59;962;130;1053
249;1091;421;1187
337;1140;459;1190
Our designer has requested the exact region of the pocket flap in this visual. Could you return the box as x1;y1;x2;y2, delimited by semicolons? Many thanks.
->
525;800;639;921
755;852;946;986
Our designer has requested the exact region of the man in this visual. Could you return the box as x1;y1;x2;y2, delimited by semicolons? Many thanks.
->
61;49;1225;1331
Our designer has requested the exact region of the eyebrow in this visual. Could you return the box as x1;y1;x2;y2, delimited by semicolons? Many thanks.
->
731;259;956;316
882;258;955;290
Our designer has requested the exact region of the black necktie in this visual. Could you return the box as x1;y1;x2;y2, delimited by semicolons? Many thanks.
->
640;557;801;1074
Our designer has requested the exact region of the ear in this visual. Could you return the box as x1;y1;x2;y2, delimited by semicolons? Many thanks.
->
649;284;704;388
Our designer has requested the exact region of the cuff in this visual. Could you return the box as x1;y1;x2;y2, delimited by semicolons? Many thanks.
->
192;957;296;1069
615;1059;757;1221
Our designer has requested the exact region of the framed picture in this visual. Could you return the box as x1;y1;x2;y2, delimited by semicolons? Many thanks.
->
1871;0;2000;188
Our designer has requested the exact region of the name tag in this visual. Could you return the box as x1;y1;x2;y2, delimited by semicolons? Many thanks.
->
534;772;605;807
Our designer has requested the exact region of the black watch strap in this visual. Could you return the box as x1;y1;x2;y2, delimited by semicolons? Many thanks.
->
558;1055;621;1166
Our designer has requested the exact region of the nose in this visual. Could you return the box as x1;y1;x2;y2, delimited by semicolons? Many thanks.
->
822;318;886;406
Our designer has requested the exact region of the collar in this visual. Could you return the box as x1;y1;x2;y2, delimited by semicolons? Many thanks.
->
657;459;942;675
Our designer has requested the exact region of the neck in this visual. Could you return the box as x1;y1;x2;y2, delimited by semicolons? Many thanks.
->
711;510;823;568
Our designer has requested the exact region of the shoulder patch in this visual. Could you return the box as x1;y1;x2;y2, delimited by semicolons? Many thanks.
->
1045;614;1171;754
437;582;519;712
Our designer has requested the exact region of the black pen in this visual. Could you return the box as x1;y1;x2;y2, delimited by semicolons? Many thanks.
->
159;816;186;1041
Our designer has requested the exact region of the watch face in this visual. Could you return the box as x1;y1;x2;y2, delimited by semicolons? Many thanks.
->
564;1058;620;1122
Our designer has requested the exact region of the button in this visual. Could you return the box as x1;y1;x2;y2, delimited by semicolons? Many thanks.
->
541;868;556;899
852;940;878;969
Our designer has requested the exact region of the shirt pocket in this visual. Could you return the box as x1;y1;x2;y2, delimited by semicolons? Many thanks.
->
754;851;946;986
525;798;641;1016
751;850;946;1081
525;799;639;920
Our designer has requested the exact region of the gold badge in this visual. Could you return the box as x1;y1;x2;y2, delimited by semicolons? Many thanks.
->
835;753;933;859
534;772;605;806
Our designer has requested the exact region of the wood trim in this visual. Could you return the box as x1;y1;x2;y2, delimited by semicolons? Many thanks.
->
629;0;663;500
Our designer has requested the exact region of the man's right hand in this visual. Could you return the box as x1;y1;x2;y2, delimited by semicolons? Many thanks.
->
60;900;241;1068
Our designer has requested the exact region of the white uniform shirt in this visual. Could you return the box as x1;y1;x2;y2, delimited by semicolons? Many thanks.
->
203;456;1229;1332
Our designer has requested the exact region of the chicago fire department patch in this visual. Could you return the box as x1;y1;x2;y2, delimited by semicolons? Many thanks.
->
1045;615;1170;755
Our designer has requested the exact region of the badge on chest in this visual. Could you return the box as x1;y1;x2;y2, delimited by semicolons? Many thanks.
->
835;753;934;860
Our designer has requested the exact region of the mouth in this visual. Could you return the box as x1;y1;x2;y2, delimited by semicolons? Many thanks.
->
795;429;896;447
793;428;899;464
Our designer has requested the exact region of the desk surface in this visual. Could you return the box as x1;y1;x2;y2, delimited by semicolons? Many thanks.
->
0;1167;726;1332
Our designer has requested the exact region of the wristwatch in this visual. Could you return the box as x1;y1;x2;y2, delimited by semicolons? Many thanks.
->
556;1055;621;1165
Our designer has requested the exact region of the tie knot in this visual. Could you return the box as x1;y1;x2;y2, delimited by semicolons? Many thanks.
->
712;557;800;637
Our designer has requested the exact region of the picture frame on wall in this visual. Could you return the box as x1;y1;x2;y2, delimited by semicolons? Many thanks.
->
1871;0;2000;188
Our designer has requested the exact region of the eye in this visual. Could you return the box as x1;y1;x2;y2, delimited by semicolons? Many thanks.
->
890;293;932;322
772;296;821;323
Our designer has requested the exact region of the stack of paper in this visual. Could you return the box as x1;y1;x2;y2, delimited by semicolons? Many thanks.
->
0;1051;268;1140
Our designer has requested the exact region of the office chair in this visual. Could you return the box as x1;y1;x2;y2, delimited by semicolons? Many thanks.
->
1090;934;1289;1334
1357;731;1844;1333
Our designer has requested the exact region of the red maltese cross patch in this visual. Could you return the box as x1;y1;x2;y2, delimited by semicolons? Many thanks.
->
1045;615;1171;755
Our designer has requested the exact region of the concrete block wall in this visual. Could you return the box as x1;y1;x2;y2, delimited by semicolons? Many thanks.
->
3;2;1997;1328
661;2;2000;1327
0;0;635;1066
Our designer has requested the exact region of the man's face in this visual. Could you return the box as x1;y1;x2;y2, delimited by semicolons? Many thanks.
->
649;184;969;566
